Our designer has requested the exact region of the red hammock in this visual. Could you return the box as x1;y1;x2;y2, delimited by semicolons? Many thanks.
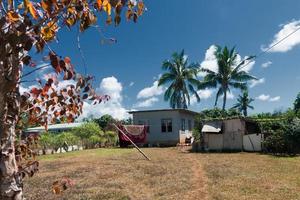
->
117;125;147;147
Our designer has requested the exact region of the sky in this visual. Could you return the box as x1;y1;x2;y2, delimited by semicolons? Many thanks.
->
22;0;300;120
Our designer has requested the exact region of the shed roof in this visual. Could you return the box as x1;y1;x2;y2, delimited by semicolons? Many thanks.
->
202;122;222;133
128;109;198;115
25;122;83;133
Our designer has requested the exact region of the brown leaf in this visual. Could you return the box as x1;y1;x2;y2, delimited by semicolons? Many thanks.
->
28;1;38;19
7;11;20;22
114;15;121;26
137;1;144;16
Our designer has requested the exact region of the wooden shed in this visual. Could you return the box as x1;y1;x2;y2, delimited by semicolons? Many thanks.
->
202;118;263;151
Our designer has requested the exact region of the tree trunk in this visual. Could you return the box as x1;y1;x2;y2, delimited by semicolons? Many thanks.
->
0;57;24;199
244;109;247;117
222;90;227;111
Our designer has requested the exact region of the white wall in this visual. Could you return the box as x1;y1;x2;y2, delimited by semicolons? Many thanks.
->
243;134;263;152
132;110;195;145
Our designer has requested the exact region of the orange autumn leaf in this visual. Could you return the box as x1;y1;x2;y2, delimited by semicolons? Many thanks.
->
137;1;144;16
28;1;38;19
96;0;102;10
41;21;58;41
102;0;111;15
41;0;52;15
7;11;20;22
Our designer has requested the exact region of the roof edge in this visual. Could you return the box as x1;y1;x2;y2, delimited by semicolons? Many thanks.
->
128;109;198;115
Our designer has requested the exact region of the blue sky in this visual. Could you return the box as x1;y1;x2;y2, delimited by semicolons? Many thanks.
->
23;1;300;119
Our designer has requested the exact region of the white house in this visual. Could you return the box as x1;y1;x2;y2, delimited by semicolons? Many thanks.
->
129;109;198;146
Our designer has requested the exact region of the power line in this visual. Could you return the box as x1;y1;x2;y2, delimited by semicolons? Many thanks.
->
238;25;300;71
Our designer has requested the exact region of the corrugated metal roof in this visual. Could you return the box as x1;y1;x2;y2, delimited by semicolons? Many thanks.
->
25;122;84;133
128;109;198;115
202;122;222;133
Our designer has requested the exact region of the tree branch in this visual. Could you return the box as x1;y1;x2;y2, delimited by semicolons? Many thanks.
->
21;64;51;79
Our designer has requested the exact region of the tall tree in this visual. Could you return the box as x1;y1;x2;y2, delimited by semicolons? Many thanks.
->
200;46;257;110
294;92;300;113
232;90;254;116
0;0;145;199
158;50;200;109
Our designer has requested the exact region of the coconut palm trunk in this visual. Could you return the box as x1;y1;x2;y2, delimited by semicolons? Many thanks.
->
222;87;227;110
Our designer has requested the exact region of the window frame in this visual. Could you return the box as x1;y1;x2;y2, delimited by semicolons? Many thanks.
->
181;118;186;131
138;120;150;133
188;120;192;131
161;118;172;133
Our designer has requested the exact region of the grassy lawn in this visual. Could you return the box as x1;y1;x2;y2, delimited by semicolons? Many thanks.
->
24;148;204;200
24;148;300;200
196;153;300;200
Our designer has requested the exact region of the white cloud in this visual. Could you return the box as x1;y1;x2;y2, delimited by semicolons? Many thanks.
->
256;94;281;102
269;96;281;102
262;61;272;68
262;20;300;52
190;89;214;105
199;45;218;76
235;55;255;72
129;82;134;87
199;45;255;77
137;80;164;99
79;76;129;120
256;94;270;101
134;97;159;108
250;78;265;88
225;91;234;100
96;76;122;103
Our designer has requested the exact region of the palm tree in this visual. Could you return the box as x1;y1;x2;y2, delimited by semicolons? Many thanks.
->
200;46;257;110
158;50;200;109
232;90;254;116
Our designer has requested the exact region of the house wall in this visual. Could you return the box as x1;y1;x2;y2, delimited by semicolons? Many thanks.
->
222;119;244;150
178;112;195;144
204;134;223;150
132;111;195;145
243;134;263;151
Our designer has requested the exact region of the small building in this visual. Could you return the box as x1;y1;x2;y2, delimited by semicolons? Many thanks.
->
25;122;84;135
129;109;197;146
202;118;263;151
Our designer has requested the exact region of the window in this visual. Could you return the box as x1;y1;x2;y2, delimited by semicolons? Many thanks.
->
138;120;150;133
181;119;186;131
161;119;172;133
188;120;192;131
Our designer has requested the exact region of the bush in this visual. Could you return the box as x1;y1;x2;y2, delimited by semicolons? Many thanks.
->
262;118;300;155
71;122;103;149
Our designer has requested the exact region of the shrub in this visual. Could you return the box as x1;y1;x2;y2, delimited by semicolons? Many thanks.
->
262;118;300;155
71;122;103;149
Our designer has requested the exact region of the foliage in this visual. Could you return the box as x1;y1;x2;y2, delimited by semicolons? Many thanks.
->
71;122;102;148
198;107;241;120
93;114;115;130
231;90;254;116
119;117;133;125
294;92;300;113
0;0;145;197
261;118;300;155
200;46;257;110
158;50;201;109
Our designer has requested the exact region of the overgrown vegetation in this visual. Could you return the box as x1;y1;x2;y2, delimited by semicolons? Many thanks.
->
38;122;118;154
260;118;300;155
